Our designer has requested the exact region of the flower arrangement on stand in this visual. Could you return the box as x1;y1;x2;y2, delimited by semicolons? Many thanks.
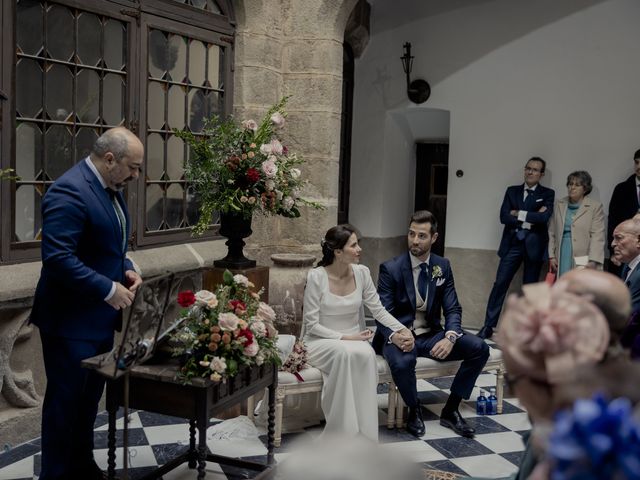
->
170;270;281;382
175;96;322;235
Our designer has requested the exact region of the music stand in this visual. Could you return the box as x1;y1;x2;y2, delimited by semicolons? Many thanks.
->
93;273;175;380
90;272;175;479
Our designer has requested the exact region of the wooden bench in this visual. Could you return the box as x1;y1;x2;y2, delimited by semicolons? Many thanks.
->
249;347;504;446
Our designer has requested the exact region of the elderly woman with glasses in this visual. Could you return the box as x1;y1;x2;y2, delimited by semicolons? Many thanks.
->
548;170;605;276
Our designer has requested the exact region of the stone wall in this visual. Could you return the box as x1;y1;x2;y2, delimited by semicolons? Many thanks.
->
235;0;359;263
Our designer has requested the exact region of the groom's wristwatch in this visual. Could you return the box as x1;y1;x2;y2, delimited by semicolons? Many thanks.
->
446;333;457;344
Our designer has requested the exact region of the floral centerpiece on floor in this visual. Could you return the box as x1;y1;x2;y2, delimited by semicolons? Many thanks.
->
170;270;280;381
175;97;322;235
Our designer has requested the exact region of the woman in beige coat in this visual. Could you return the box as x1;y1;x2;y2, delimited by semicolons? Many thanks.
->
548;170;605;276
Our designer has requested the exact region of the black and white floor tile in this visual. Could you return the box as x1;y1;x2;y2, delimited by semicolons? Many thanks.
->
0;343;528;479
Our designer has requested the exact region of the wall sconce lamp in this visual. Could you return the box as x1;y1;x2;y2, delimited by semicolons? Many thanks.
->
400;42;430;104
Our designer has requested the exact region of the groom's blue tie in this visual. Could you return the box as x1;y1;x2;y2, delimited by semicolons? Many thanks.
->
622;264;631;285
418;263;428;301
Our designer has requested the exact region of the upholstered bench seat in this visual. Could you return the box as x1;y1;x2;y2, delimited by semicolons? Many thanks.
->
249;347;504;446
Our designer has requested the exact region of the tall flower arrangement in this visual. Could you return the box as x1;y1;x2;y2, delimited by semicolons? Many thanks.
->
170;270;280;381
176;97;322;235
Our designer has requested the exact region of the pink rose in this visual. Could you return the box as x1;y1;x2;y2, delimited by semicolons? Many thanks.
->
269;139;283;155
218;312;240;331
259;139;283;156
261;159;278;178
242;119;258;132
250;320;267;337
244;342;259;357
210;356;227;374
195;290;218;308
270;112;285;128
282;196;295;210
257;302;276;322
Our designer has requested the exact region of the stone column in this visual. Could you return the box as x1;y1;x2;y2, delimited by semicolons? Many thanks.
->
235;0;359;265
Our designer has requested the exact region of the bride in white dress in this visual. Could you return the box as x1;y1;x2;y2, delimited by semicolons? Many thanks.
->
302;225;413;441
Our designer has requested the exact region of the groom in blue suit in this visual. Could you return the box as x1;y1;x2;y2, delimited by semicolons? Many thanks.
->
478;157;555;340
374;211;489;438
30;127;144;480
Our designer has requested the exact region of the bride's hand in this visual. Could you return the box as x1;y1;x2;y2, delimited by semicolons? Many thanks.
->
342;330;374;341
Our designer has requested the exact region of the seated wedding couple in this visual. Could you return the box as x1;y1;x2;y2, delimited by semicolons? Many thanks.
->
301;211;489;441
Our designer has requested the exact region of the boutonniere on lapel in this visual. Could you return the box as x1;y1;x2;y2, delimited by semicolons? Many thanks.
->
432;265;443;281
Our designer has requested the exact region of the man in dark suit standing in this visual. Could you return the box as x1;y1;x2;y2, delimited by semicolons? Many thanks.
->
607;149;640;276
30;127;144;480
477;157;555;340
375;211;489;438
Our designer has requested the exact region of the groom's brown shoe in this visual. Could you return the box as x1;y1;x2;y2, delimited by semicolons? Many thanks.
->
406;406;425;437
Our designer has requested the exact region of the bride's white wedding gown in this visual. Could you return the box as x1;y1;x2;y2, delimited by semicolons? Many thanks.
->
301;264;404;441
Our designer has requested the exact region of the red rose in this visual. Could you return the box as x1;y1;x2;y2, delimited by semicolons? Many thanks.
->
237;328;254;346
228;299;246;312
282;145;288;155
177;290;196;307
246;168;260;183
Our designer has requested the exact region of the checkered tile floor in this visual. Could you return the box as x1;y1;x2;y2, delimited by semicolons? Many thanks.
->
0;341;528;479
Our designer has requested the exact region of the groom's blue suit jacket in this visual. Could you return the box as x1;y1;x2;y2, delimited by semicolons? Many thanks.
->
30;160;133;341
373;252;462;353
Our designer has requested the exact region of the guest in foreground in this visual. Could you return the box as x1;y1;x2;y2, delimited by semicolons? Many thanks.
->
466;269;631;480
547;170;605;276
530;363;640;480
301;224;412;441
478;157;555;339
30;127;144;480
375;211;489;438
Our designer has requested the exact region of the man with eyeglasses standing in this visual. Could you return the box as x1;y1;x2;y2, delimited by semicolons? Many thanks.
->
477;157;555;340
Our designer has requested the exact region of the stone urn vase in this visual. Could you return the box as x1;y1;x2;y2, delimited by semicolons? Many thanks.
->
269;253;316;336
214;212;256;269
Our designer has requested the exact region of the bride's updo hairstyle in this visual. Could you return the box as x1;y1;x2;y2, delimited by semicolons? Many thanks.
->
317;224;357;267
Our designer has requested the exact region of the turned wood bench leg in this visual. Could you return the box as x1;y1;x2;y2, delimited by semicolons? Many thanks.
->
387;382;397;429
496;366;505;414
274;387;285;447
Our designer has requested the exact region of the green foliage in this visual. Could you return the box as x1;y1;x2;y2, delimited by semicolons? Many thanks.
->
175;97;323;235
0;168;20;181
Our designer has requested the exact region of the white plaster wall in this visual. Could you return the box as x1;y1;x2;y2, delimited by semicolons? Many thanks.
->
350;0;640;249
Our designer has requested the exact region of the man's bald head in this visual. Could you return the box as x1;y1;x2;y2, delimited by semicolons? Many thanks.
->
612;219;640;265
90;127;144;191
555;269;631;337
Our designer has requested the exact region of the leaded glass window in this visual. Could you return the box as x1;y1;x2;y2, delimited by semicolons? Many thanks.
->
145;27;224;234
14;0;127;243
1;0;236;261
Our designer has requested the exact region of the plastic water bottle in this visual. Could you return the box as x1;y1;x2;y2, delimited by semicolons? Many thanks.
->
487;388;498;415
476;389;487;415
